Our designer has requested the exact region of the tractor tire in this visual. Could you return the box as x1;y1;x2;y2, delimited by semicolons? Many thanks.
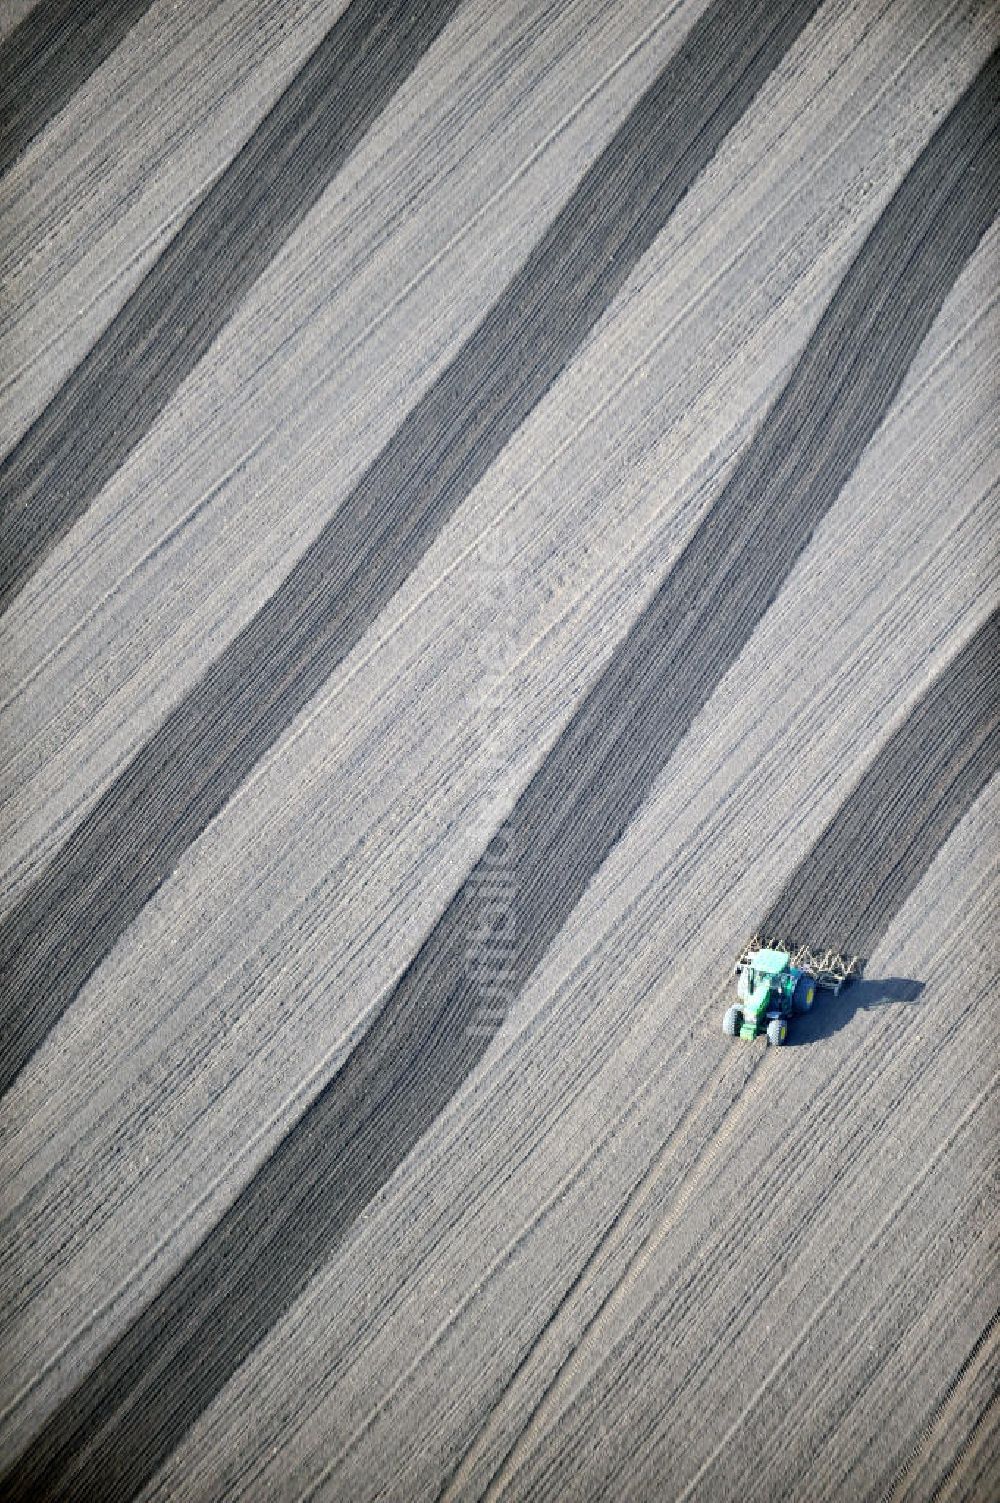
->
795;978;815;1014
723;1006;742;1037
767;1018;788;1047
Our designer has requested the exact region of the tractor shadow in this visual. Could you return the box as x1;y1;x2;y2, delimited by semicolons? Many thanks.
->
785;975;926;1046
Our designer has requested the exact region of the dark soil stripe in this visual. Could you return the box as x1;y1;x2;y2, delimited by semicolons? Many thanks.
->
0;0;157;178
4;46;996;1503
764;610;1000;960
0;0;822;1096
0;0;466;605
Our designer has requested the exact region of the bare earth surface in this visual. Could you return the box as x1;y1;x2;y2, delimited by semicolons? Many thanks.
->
0;2;997;1500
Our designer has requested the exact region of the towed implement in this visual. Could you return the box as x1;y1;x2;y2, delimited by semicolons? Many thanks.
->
724;935;860;1046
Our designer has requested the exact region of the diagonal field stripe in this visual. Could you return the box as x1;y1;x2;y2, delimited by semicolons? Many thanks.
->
764;611;1000;960
3;51;997;1503
0;0;157;178
0;0;824;1097
0;0;466;606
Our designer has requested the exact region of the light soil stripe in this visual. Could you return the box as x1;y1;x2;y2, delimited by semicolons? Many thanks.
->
0;0;156;177
0;0;822;1096
0;0;466;609
3;45;996;1503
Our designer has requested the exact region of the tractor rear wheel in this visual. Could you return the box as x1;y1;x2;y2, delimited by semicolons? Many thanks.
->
723;1006;742;1037
767;1018;788;1047
795;978;815;1014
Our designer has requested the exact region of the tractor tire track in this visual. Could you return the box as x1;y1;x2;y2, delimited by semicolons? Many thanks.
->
882;1307;1000;1503
309;1029;750;1499
0;0;156;178
439;1038;766;1503
673;1075;999;1503
0;0;823;1096
931;1392;1000;1503
2;53;996;1503
635;963;995;1503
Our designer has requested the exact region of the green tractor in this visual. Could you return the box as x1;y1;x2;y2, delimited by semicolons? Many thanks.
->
724;936;860;1046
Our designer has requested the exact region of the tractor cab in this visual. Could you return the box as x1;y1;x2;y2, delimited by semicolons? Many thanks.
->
736;946;791;1011
729;945;811;1045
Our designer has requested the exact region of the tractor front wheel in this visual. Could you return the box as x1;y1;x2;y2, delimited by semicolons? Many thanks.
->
723;1006;742;1037
767;1018;788;1047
